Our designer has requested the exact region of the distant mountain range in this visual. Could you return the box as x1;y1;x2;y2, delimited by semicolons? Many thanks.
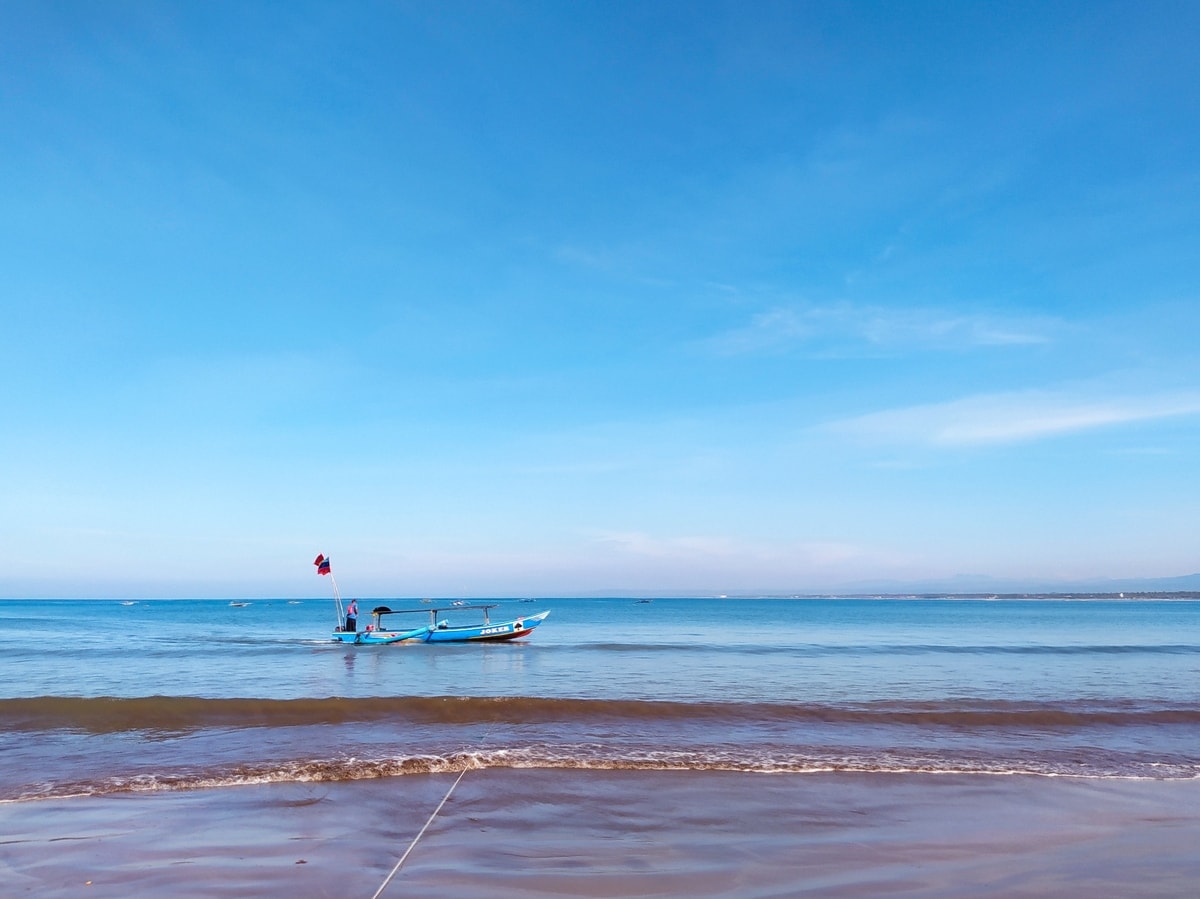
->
794;571;1200;597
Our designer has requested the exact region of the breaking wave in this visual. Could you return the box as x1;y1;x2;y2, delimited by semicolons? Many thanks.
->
8;743;1199;802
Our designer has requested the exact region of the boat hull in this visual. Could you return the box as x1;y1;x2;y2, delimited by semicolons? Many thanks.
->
425;611;550;642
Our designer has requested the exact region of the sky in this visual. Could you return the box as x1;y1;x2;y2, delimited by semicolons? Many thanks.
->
2;1;1199;598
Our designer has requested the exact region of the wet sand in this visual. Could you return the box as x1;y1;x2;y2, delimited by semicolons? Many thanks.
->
3;771;1199;897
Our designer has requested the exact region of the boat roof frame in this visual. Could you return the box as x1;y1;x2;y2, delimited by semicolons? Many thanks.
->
371;603;500;617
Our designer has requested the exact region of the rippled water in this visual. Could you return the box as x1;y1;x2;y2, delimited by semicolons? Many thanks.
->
2;596;1198;799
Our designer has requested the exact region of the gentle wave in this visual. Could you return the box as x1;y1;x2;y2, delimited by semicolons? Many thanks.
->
8;745;1199;802
6;695;1200;733
578;642;1200;655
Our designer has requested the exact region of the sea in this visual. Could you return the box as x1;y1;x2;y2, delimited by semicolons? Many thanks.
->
1;596;1198;803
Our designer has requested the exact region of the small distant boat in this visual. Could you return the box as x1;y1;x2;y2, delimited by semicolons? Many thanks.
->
332;604;550;645
119;601;137;606
229;602;250;608
635;598;653;604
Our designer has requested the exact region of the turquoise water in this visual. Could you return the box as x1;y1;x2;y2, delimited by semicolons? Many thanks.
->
1;597;1197;799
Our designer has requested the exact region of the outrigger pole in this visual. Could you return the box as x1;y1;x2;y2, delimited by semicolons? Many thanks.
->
314;553;344;628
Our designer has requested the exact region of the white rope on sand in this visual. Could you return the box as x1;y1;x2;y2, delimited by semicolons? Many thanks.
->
371;717;499;899
369;761;473;899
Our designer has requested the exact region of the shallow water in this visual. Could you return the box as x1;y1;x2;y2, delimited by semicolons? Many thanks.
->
1;597;1198;800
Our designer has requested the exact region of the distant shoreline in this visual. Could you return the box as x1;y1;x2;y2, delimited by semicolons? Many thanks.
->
3;592;1199;602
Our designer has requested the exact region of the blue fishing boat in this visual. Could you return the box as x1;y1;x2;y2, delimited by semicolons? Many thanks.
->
332;604;550;645
315;550;549;645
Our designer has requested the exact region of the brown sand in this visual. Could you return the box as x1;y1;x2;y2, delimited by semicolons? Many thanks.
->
2;771;1198;897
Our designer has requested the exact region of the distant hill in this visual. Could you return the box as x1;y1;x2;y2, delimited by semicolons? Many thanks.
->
1081;572;1200;593
819;572;1200;597
571;572;1200;599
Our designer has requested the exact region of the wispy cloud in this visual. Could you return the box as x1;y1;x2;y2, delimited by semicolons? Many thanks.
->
571;530;911;591
824;386;1200;447
590;530;870;568
593;531;746;559
554;244;612;270
707;303;1054;355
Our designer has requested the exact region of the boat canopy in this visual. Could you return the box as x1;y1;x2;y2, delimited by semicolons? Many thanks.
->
372;604;499;617
370;603;504;626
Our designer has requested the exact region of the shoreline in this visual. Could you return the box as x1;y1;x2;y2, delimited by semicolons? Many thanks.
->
3;770;1198;897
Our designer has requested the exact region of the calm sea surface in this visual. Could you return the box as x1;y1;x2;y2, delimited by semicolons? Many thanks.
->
1;597;1197;801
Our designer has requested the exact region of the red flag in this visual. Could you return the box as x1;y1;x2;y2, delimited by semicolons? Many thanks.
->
314;554;331;576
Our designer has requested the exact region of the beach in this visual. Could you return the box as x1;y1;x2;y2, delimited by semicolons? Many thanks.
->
4;770;1199;897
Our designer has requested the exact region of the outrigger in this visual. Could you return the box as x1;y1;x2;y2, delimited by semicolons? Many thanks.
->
333;604;550;645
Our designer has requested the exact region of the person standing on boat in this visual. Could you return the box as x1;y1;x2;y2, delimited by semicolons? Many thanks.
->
345;599;358;633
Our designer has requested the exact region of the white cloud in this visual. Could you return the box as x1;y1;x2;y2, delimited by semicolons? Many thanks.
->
592;531;752;559
707;303;1053;355
328;531;910;596
824;386;1200;447
589;530;875;570
554;244;611;270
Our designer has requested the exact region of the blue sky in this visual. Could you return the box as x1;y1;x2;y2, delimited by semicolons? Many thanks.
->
3;1;1198;598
